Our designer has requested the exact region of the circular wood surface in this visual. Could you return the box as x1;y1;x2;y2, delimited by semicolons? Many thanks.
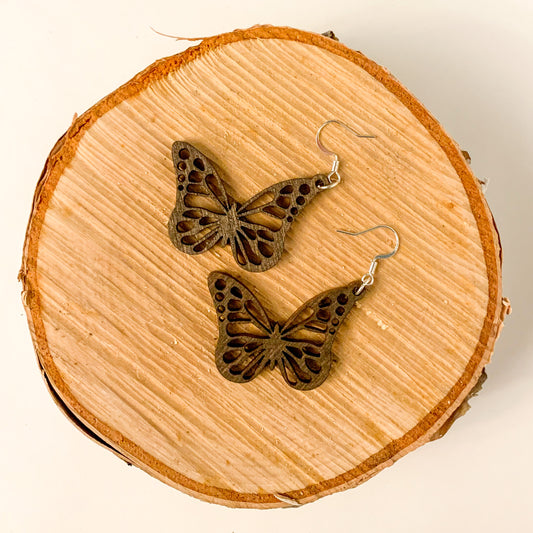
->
21;26;502;507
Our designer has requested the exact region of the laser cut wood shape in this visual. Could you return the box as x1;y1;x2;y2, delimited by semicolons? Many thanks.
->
208;271;366;390
20;26;507;508
168;142;326;272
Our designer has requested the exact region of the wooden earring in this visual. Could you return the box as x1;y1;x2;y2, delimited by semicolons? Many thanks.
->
168;120;375;272
207;225;399;390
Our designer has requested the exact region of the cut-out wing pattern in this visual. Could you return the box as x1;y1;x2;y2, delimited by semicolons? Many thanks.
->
168;142;326;272
208;271;366;390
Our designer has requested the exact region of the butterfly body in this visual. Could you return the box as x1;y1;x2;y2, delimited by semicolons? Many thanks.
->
218;202;240;242
168;141;327;272
208;271;366;390
249;321;309;373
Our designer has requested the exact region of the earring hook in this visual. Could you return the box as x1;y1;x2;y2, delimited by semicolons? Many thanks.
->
337;225;400;294
315;119;376;190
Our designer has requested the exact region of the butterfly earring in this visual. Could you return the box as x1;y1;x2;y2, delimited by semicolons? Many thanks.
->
168;120;376;272
207;225;400;391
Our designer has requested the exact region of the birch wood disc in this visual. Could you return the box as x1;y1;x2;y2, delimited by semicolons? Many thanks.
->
20;26;505;508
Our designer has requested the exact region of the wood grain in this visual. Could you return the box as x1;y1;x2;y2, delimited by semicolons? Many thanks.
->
20;26;504;507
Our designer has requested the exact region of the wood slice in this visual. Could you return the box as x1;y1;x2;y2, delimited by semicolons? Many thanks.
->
20;25;506;508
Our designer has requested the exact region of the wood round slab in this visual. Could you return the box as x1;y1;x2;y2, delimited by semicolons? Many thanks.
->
21;26;505;508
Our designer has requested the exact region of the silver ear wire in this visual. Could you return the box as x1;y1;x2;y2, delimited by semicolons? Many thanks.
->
315;119;376;190
337;225;400;295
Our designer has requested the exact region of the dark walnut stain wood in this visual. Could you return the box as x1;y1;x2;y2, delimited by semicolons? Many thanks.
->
168;141;327;272
208;271;366;390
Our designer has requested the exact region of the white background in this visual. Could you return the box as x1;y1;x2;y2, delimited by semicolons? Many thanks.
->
1;1;532;531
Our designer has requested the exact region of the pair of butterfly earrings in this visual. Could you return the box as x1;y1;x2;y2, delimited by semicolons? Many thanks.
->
168;120;400;391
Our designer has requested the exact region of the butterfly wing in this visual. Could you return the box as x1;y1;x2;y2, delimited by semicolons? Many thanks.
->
277;280;366;390
168;142;233;255
208;271;275;383
231;176;327;272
